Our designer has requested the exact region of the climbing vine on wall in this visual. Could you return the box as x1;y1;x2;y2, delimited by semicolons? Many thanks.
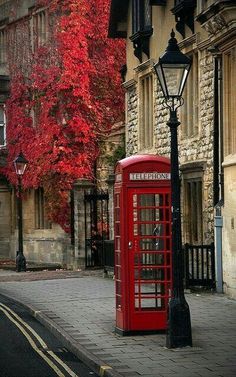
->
1;0;125;231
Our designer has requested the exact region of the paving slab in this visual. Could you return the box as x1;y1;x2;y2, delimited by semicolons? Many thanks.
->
0;269;236;377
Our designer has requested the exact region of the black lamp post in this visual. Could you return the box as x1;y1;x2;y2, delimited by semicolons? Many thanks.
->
14;152;28;272
154;30;192;348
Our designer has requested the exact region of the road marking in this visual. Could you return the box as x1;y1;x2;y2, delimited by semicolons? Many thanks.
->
99;365;112;377
0;302;79;377
0;304;65;376
0;302;48;348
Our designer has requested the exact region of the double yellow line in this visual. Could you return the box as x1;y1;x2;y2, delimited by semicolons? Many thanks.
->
0;302;79;377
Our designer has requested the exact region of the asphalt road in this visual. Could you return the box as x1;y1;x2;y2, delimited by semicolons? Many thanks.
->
0;294;98;377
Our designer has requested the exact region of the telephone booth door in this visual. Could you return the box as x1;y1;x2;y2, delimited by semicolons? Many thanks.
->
127;187;171;331
114;155;171;334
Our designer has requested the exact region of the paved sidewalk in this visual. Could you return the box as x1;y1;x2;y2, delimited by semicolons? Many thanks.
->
0;269;236;377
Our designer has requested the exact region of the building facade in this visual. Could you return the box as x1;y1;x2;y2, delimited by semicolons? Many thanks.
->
0;0;125;268
0;0;72;266
109;0;236;298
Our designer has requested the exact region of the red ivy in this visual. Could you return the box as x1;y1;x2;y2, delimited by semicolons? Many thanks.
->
2;0;125;232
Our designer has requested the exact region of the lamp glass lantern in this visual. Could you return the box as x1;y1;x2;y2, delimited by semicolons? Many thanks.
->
14;152;28;176
154;30;192;100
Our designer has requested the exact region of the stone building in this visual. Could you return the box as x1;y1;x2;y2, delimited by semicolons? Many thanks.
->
0;1;73;267
0;0;125;268
0;1;67;266
109;0;236;299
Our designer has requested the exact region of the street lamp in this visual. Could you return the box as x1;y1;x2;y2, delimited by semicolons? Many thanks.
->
14;152;28;272
154;30;192;348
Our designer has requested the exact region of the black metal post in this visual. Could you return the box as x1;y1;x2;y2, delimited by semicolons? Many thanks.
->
166;108;192;348
16;176;26;272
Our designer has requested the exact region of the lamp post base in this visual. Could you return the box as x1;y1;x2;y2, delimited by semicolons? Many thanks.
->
166;297;192;348
16;251;26;272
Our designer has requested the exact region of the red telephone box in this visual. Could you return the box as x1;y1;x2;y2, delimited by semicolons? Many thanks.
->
114;155;172;334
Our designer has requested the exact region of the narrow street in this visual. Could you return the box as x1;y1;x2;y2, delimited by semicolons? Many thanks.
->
1;270;236;377
0;294;98;377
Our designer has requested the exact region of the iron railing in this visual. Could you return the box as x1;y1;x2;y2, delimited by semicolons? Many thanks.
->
184;243;215;289
103;240;115;273
101;240;215;290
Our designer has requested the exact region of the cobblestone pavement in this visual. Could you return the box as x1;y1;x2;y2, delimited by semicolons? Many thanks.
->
0;269;236;377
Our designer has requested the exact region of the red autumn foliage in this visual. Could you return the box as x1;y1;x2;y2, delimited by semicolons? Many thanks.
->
1;0;125;232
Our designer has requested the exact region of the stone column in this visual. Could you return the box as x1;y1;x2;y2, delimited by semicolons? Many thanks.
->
107;174;115;240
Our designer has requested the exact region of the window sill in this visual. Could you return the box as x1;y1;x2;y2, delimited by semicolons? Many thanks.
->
130;29;153;43
130;28;153;62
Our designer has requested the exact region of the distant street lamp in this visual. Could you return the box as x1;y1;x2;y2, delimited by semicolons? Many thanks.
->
154;30;192;348
14;152;28;272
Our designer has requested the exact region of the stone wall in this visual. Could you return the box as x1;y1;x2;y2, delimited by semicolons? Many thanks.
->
126;82;139;156
222;156;236;298
0;186;71;266
0;0;35;23
96;122;125;191
0;183;11;257
179;50;214;242
14;230;70;266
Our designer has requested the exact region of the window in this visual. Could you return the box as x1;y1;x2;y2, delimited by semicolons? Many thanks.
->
130;0;153;62
223;47;236;156
181;52;199;138
0;28;7;66
132;0;152;34
30;9;48;51
139;74;153;150
35;188;51;229
183;171;203;244
0;105;6;146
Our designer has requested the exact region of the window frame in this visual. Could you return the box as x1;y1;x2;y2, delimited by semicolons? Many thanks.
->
138;73;154;151
30;8;49;52
0;104;6;147
132;0;152;35
181;52;199;139
0;27;7;66
182;168;204;244
130;0;153;62
35;188;51;230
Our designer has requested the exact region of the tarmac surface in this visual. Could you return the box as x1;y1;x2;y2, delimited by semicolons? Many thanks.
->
0;268;236;377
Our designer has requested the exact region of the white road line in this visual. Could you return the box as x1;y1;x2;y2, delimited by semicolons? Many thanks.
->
0;302;79;377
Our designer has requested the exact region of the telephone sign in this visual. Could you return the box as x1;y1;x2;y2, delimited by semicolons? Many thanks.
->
114;155;172;334
129;172;170;180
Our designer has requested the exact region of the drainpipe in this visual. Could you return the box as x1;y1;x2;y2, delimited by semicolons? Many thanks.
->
214;204;223;293
210;47;224;293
